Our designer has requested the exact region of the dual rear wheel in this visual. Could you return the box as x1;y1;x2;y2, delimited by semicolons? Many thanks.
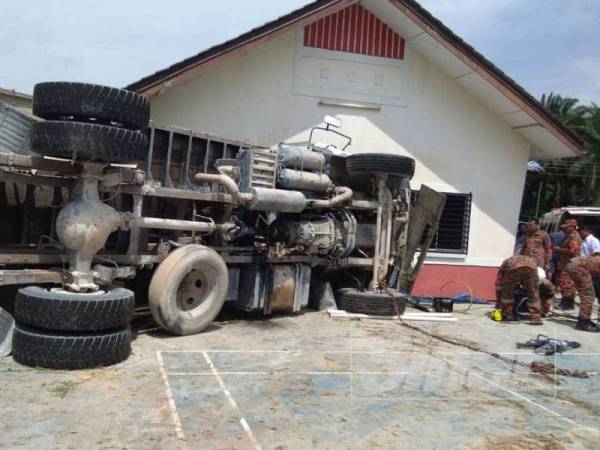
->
341;153;414;315
31;81;150;164
11;82;149;369
12;286;135;370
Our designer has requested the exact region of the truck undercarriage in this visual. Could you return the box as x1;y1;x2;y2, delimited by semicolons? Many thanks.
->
0;82;445;369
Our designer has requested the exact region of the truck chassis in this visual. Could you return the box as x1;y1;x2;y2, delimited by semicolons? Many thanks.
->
0;83;445;369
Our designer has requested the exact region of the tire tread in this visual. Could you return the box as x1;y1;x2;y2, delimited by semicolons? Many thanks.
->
33;82;150;130
15;285;135;331
337;288;407;316
346;153;415;179
31;121;148;163
12;324;132;370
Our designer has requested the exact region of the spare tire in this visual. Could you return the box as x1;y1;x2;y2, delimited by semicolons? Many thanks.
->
33;82;150;130
336;288;407;316
15;285;135;331
31;121;148;163
346;153;415;179
12;324;132;370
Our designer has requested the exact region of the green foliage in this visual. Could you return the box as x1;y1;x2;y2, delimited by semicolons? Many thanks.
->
521;94;600;220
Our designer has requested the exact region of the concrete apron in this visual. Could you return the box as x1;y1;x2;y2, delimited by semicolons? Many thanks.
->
1;308;599;449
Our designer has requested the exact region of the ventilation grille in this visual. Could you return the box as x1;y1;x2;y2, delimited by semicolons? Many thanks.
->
239;148;277;192
303;4;405;60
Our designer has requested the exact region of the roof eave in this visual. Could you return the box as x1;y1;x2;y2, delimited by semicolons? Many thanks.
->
127;0;584;157
389;0;583;156
126;0;353;96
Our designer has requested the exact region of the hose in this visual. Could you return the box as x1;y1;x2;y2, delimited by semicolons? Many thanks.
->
308;186;353;208
193;172;252;204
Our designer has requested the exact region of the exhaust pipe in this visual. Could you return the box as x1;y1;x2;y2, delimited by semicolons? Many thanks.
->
194;171;352;212
193;173;252;204
308;186;353;208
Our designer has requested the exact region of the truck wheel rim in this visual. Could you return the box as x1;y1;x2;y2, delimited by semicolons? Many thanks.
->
176;267;210;311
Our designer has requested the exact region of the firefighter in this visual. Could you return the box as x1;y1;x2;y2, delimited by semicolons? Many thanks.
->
495;255;544;324
566;256;600;332
554;219;581;310
520;219;552;271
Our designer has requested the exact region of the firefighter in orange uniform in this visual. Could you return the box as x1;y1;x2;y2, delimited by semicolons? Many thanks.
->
554;219;582;310
566;256;600;332
495;255;544;324
520;219;552;272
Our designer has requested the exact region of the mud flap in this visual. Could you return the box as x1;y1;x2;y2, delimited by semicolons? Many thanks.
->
0;306;15;357
395;185;446;293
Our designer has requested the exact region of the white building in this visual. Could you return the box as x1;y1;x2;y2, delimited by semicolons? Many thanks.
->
128;0;582;299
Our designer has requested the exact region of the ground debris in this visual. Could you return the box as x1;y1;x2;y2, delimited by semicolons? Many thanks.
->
49;374;96;398
397;320;590;382
464;433;565;450
51;381;77;398
530;361;589;379
399;320;487;353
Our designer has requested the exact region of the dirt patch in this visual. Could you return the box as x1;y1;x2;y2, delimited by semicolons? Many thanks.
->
464;398;533;420
50;381;77;398
396;321;590;382
530;362;589;379
48;374;96;398
554;394;600;417
464;433;565;450
323;354;349;371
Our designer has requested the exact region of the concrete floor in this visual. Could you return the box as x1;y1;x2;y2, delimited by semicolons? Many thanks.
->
1;304;600;449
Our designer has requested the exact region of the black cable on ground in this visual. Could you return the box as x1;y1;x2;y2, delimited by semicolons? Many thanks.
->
386;292;589;381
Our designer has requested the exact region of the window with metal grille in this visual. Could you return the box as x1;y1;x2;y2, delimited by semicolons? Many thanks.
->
429;193;472;254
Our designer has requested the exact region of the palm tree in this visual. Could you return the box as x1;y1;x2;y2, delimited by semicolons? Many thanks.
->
522;94;600;219
536;94;583;211
573;104;600;204
522;93;591;218
540;92;586;128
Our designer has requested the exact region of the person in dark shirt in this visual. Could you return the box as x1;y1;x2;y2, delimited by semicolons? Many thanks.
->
514;222;527;255
549;230;565;282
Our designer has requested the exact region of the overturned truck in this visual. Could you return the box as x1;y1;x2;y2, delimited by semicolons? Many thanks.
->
0;82;445;369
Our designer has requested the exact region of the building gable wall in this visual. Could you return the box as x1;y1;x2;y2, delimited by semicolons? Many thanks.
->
149;20;530;275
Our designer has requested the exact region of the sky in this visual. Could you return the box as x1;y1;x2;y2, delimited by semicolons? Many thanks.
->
1;0;598;104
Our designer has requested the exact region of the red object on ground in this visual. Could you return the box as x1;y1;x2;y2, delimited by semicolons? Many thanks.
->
412;264;498;301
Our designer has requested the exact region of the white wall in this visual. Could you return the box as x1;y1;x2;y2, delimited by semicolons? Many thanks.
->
149;30;530;267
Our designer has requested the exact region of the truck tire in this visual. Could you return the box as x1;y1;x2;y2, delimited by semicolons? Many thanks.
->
33;82;150;130
31;121;148;163
346;153;415;179
15;285;135;331
149;245;229;336
336;288;407;316
12;324;131;370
